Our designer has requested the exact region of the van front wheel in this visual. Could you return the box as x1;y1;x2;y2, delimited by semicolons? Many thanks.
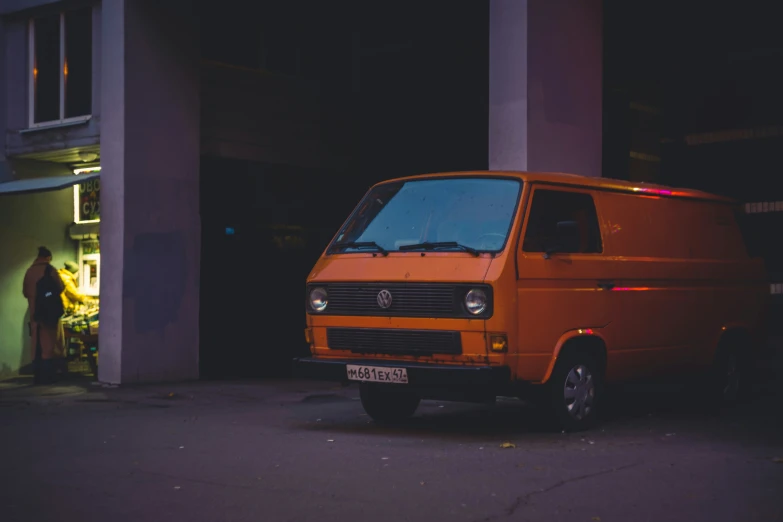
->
359;383;420;423
547;351;602;432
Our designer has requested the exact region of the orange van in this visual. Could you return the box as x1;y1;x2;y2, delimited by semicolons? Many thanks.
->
294;172;768;431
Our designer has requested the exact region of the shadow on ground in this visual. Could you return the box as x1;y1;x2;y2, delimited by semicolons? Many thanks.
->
292;377;783;447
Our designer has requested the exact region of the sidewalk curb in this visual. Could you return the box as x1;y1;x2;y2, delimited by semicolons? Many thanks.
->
0;378;353;406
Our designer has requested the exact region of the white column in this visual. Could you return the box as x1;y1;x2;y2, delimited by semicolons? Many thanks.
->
99;0;201;383
489;0;603;177
97;0;126;384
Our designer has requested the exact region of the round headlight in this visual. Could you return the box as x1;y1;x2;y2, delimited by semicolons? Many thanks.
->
465;288;487;315
309;287;328;312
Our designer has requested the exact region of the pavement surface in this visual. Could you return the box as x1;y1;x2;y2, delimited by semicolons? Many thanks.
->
0;371;782;522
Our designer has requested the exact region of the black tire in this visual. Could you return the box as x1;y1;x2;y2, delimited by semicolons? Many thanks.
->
708;339;750;408
359;383;420;423
547;350;603;432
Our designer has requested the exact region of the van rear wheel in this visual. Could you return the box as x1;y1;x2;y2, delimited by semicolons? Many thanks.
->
547;351;602;432
708;340;749;407
359;383;420;423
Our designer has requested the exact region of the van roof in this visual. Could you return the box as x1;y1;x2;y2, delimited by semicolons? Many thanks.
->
382;171;735;203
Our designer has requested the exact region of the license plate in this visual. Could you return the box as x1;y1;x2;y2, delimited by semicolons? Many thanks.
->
346;365;408;384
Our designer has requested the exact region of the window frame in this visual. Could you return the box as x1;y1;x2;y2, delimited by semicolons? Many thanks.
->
27;11;93;129
520;186;604;255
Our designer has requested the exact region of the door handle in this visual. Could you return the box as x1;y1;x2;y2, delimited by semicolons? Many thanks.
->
597;280;615;291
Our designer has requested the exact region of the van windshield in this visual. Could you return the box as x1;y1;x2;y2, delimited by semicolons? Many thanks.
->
330;177;522;254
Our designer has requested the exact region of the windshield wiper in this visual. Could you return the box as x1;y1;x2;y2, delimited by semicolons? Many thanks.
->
398;241;480;257
331;241;388;256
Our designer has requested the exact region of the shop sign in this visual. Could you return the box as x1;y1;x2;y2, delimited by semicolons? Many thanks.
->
78;178;101;222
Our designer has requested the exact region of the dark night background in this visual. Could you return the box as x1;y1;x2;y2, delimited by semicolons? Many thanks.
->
196;0;783;378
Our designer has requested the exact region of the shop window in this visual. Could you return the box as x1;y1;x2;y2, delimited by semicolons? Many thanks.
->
522;189;603;254
29;7;93;127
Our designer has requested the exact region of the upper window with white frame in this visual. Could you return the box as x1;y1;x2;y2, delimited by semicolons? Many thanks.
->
29;7;92;127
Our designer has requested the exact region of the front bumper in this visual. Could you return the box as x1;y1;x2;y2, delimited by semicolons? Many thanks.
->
293;357;511;399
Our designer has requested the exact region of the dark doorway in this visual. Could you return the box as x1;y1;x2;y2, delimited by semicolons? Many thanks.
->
199;157;364;379
197;1;490;379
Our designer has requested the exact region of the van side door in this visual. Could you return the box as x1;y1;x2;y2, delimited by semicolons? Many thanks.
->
593;191;698;379
514;186;611;383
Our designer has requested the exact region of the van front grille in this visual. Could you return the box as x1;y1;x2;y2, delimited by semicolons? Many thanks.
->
309;283;459;317
326;328;462;356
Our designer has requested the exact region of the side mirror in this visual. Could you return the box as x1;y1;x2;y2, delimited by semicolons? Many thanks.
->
544;220;581;258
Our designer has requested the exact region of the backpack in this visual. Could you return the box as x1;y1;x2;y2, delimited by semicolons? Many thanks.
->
34;264;65;327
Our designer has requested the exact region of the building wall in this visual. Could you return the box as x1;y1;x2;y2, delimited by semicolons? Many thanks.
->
198;0;357;173
0;187;76;378
97;0;201;384
355;0;489;181
0;15;8;182
200;63;353;171
0;0;62;16
489;0;602;177
2;0;101;157
627;103;661;182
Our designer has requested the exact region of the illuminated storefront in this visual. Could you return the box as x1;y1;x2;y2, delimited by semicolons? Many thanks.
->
71;166;101;296
0;167;102;377
62;166;101;374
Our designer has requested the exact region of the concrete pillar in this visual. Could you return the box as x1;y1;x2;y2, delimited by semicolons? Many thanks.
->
489;0;603;177
99;0;200;383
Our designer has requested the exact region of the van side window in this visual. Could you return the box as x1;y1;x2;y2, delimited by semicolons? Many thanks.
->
522;189;603;253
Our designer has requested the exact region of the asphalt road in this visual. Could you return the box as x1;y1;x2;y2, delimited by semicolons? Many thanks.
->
0;376;781;522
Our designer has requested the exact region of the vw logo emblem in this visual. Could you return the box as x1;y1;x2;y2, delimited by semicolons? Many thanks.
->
377;289;393;309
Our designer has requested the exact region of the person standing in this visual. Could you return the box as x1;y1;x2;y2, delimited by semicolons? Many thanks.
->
23;247;66;384
59;261;88;312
